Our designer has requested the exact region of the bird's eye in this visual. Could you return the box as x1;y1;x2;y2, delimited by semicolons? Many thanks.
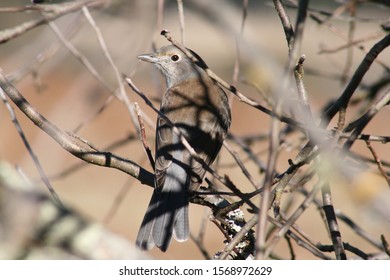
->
171;54;180;62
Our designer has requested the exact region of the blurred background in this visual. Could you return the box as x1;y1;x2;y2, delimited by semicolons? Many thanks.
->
0;0;389;259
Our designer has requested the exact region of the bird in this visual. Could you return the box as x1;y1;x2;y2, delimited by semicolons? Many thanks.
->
136;45;231;252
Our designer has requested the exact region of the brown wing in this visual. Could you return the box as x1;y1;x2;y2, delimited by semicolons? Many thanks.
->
155;77;231;190
186;83;231;187
154;115;173;190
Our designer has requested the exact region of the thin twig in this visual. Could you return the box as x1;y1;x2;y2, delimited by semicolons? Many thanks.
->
285;235;296;260
365;140;390;188
381;235;390;257
317;242;369;259
82;6;142;136
268;215;331;259
232;0;248;87
0;88;64;209
336;211;384;250
176;0;185;45
339;133;390;143
190;209;211;260
134;102;155;170
343;88;390;150
294;55;313;120
321;182;346;260
218;214;257;260
48;21;114;92
340;1;357;84
227;133;268;173
151;0;165;51
272;144;318;214
319;32;384;54
264;182;322;258
273;0;295;53
289;0;309;69
73;95;115;133
223;142;259;190
256;103;281;259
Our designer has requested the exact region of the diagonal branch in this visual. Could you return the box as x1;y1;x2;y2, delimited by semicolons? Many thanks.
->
321;33;390;126
0;69;154;188
0;0;105;44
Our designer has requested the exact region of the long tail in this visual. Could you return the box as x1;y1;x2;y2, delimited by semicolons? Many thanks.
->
136;164;189;252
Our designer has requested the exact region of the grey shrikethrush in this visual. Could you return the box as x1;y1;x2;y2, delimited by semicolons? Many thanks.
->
136;45;231;251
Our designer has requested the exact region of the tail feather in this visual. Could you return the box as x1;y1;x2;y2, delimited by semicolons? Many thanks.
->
173;203;189;241
136;163;189;251
135;194;158;250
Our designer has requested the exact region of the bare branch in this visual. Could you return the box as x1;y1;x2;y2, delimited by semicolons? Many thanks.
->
0;70;154;187
365;140;390;188
321;33;390;126
0;0;105;44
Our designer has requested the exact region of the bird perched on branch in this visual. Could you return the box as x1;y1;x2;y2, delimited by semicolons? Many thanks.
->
136;45;231;251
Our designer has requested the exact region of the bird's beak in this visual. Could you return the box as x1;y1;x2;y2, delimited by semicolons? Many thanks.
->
137;54;159;63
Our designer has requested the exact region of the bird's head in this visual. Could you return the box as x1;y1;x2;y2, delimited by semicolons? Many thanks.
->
138;45;208;88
